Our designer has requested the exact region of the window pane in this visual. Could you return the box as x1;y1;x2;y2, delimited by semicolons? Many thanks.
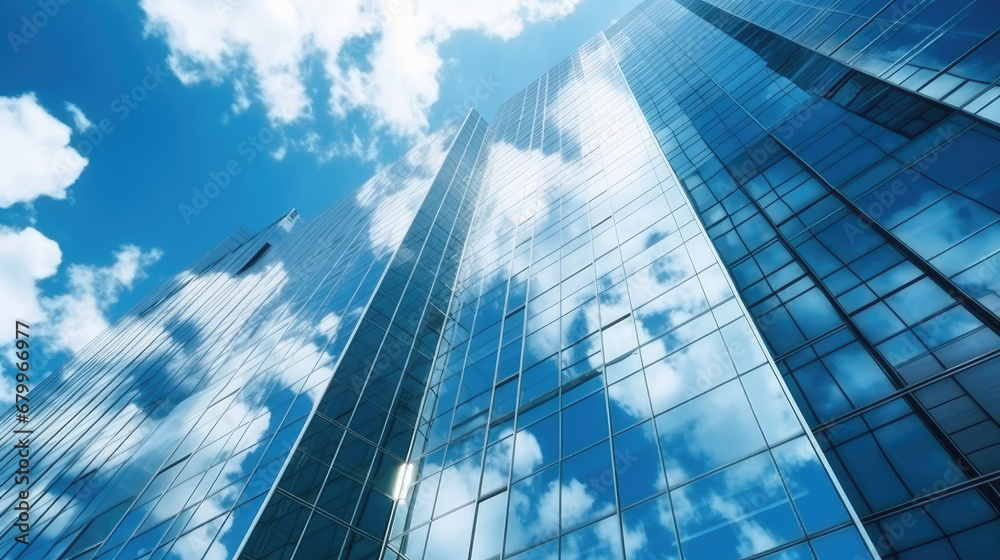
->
561;515;624;560
562;391;609;456
506;465;559;555
655;380;766;485
622;494;680;560
614;421;667;507
672;453;802;559
561;441;616;532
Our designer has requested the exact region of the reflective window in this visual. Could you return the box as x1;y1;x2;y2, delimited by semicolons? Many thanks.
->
655;380;767;485
561;441;616;531
562;392;609;456
622;494;680;560
506;465;560;555
561;515;624;560
614;422;667;507
672;453;802;559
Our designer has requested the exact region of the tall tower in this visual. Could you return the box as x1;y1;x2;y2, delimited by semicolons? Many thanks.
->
606;2;1000;558
377;33;877;560
4;1;999;559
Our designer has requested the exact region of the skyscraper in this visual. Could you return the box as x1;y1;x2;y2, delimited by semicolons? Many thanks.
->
605;2;1000;558
3;1;998;559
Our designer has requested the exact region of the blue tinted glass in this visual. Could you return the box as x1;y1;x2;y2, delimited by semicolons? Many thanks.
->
561;441;616;531
786;288;842;338
506;539;558;560
608;372;653;432
773;437;849;533
622;494;680;560
951;520;1000;558
837;434;911;510
884;278;951;324
614;421;667;507
521;356;559;405
873;416;967;491
655;380;766;485
756;543;813;560
812;527;874;560
853;303;905;342
821;343;892;406
513;413;559;480
425;503;475;560
483;437;513;493
436;453;482;514
644;329;738;415
672;453;802;559
11;16;929;559
506;464;560;554
561;515;624;560
562;391;609;456
742;366;804;443
471;492;507;560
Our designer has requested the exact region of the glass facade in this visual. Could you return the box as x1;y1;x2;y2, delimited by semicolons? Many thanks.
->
606;1;1000;558
0;115;485;560
385;34;872;560
4;1;999;559
695;0;1000;126
239;112;489;560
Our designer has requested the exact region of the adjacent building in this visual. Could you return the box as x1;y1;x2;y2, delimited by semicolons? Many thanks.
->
3;1;999;559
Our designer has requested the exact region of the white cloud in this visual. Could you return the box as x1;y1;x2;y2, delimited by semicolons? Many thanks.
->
41;245;164;353
5;256;374;555
317;311;341;334
231;79;253;115
0;93;163;359
296;130;379;163
0;94;89;208
512;429;543;477
559;478;598;526
0;230;162;405
353;124;455;252
270;144;288;161
0;237;162;372
139;0;581;138
0;227;63;336
64;102;95;132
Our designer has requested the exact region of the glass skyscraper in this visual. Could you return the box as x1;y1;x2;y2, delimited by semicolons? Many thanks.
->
4;1;999;559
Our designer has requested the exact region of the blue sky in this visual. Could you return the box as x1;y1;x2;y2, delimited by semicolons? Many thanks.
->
0;0;637;381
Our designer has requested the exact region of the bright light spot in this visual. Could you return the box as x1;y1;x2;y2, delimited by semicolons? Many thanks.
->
393;463;415;503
